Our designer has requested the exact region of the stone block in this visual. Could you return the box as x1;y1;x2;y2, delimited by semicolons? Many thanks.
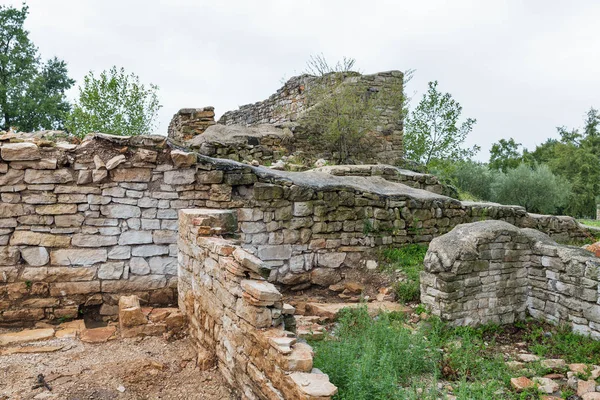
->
241;279;282;302
0;246;20;265
35;204;78;215
257;245;292;261
100;204;141;218
24;169;73;184
50;248;107;266
1;143;40;161
98;262;125;279
10;231;70;247
110;168;152;182
164;168;196;185
129;257;150;275
118;230;153;245
21;247;49;266
72;234;118;247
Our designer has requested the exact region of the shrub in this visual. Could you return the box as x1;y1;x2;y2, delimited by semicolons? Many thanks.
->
382;245;428;303
491;163;572;214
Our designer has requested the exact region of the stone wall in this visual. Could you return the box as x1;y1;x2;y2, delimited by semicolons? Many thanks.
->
178;208;337;399
170;71;404;165
167;107;216;143
0;133;592;325
421;220;600;338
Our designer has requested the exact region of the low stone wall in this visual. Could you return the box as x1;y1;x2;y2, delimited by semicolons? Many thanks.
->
0;132;592;325
178;208;337;399
421;220;600;338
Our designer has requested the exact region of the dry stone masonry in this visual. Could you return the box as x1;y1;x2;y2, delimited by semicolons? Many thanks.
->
0;132;592;326
178;208;337;399
421;220;600;338
169;71;405;165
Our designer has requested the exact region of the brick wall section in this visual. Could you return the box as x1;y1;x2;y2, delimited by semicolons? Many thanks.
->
0;133;591;325
421;220;600;338
178;208;337;399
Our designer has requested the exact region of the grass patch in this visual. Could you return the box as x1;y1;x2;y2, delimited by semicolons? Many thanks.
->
381;245;428;303
578;219;600;228
311;309;600;399
518;319;600;364
311;308;518;399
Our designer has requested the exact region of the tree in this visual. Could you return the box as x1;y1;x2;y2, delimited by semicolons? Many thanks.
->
299;55;405;164
0;4;74;131
489;138;523;172
491;163;571;215
67;66;161;137
404;81;478;168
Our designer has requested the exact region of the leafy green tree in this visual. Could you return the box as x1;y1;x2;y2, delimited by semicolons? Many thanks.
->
404;81;479;168
489;138;523;172
529;108;600;217
300;55;406;164
67;66;161;137
491;163;571;215
0;4;74;131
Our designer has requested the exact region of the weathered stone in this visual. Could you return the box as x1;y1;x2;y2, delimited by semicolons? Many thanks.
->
257;245;292;261
310;268;342;287
0;328;54;346
35;203;77;215
10;159;57;170
148;256;177;274
10;231;70;247
80;326;116;343
164;168;196;185
241;279;282;302
94;155;106;169
317;252;346;268
108;246;131;260
50;249;107;265
134;148;157;163
0;169;24;185
100;204;141;218
129;257;150;275
111;168;152;182
21;246;49;266
24;169;73;184
22;192;57;204
98;261;124;279
0;246;20;265
77;170;92;184
1;143;40;161
118;230;153;245
0;203;28;217
131;245;169;257
289;372;338;397
54;214;85;227
510;376;535;392
105;155;126;170
72;234;118;247
170;150;196;168
152;230;177;244
92;169;108;183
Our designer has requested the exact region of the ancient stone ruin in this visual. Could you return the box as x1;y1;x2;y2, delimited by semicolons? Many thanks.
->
421;220;600;338
167;71;405;166
0;127;596;398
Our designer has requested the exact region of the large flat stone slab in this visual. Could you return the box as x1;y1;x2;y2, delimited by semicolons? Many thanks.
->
0;328;55;346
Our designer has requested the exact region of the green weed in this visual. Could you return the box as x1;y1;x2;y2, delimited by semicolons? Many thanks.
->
381;244;428;303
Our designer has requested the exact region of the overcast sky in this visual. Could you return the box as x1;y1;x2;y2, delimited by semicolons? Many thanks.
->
8;0;600;161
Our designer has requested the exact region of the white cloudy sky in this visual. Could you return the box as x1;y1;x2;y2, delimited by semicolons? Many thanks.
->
8;0;600;161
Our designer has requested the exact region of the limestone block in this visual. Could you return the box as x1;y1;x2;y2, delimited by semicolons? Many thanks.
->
134;149;157;163
50;248;107;266
21;247;49;266
197;170;223;184
24;169;73;184
235;298;272;328
106;155;126;170
55;185;101;194
50;281;100;296
108;246;131;260
77;170;92;184
152;230;177;244
98;262;125;279
148;256;177;274
131;245;169;257
100;204;142;218
310;268;342;287
129;257;150;275
170;150;196;168
0;169;24;185
0;203;29;217
54;214;84;227
164;168;196;185
110;168;152;182
118;230;153;245
92;169;108;183
93;155;106;169
10;231;70;247
72;234;118;247
35;204;77;215
257;245;292;261
241;280;282;302
289;372;338;397
101;275;166;292
22;192;57;204
317;252;346;268
0;246;20;265
1;143;40;161
233;248;272;278
253;183;283;200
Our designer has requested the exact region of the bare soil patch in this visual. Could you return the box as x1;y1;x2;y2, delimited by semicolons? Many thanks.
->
0;334;236;400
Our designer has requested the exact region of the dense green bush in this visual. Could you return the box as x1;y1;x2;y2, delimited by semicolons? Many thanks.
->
491;163;572;214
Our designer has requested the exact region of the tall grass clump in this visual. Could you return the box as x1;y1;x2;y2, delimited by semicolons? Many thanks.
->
382;244;428;302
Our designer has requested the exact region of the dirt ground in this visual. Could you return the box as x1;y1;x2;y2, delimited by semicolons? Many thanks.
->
0;334;236;400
